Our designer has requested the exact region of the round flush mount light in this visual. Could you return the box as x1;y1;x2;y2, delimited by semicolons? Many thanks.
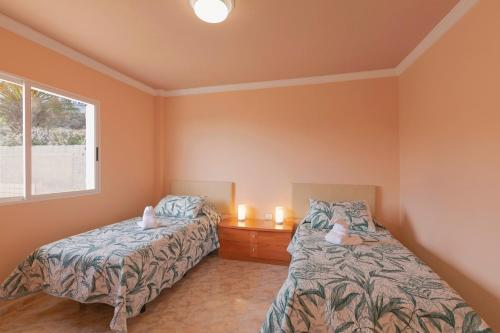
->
189;0;234;24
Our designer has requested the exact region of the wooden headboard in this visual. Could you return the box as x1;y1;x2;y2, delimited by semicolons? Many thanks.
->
170;180;235;216
292;183;376;219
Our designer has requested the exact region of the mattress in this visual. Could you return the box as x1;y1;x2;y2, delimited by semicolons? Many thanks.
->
260;223;490;333
0;215;220;332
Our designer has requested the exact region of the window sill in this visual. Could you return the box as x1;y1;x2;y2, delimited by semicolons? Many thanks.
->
0;189;100;207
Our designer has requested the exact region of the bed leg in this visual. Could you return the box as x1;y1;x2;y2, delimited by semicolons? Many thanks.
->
140;305;146;314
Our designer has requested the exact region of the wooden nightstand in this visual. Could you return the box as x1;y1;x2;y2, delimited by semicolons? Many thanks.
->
218;218;294;265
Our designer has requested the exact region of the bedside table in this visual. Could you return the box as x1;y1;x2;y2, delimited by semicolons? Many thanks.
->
218;218;294;265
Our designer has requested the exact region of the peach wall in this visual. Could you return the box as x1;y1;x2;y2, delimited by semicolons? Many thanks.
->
0;28;156;279
399;1;500;329
163;78;400;234
2;2;497;327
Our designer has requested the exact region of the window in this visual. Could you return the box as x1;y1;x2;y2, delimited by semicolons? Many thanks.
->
0;72;99;204
0;78;23;199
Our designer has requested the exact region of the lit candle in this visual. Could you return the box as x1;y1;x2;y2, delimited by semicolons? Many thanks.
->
237;204;246;221
275;206;284;224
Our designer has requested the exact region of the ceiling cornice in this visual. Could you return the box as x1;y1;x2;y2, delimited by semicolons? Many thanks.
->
158;69;398;97
0;0;479;97
0;12;157;95
395;0;479;75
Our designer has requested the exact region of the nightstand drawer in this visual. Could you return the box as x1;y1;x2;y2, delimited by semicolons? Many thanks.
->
219;228;290;245
256;243;290;262
219;227;252;243
256;231;290;245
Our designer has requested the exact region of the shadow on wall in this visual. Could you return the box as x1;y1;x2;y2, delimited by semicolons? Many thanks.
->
374;185;401;240
400;210;500;330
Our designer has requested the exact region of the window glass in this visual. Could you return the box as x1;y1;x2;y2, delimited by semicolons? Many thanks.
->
31;87;95;195
0;79;24;199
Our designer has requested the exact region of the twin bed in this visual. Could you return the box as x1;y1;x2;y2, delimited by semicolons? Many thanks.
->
260;183;490;333
0;180;234;333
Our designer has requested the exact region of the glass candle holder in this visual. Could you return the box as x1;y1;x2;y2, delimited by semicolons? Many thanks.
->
275;206;284;224
237;204;246;221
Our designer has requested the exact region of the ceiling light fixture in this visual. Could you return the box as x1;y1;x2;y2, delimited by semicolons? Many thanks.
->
189;0;234;24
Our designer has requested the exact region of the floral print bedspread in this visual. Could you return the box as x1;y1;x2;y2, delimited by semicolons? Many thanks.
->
0;215;220;332
261;223;490;333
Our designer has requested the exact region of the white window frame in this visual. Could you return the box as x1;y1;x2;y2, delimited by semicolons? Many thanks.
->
0;70;100;206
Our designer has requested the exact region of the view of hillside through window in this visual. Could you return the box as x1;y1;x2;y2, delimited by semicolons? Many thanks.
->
30;87;90;195
0;78;96;199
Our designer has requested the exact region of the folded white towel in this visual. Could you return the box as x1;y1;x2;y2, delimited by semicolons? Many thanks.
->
331;219;349;234
137;206;158;230
325;222;362;245
325;232;362;245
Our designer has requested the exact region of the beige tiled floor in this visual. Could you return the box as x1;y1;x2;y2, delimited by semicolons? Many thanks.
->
0;254;288;333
